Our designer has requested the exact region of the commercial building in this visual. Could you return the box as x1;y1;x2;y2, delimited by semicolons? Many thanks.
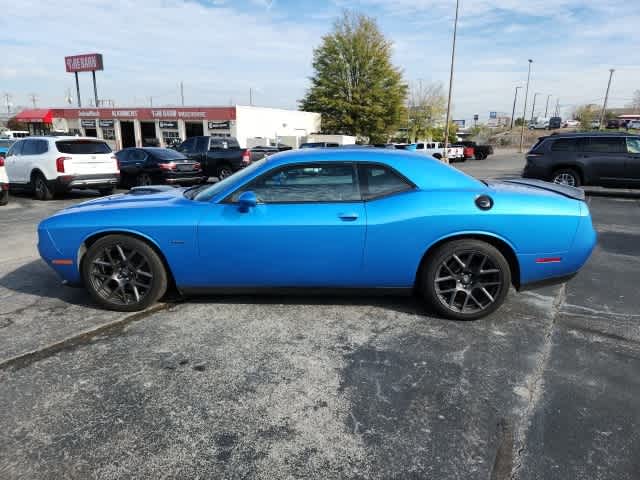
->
13;105;321;150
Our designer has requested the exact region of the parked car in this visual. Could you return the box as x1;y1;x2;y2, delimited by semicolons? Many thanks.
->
37;149;596;321
373;143;397;149
116;147;207;187
627;120;640;130
523;132;640;188
300;142;340;148
458;141;493;160
548;117;562;129
0;138;15;158
563;119;580;128
454;143;475;160
4;137;119;200
590;120;601;129
0;153;9;205
605;119;626;130
250;146;279;162
0;130;29;139
175;136;251;179
410;142;464;161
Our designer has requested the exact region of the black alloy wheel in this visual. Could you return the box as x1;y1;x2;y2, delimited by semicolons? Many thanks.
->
216;164;233;179
422;240;511;320
137;173;153;186
82;235;167;312
552;169;581;187
33;173;53;201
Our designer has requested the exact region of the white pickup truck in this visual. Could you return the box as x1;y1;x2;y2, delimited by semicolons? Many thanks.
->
413;142;465;162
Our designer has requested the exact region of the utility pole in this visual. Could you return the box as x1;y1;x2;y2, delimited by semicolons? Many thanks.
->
249;87;253;106
510;86;521;129
180;81;184;106
74;72;81;107
442;0;460;164
29;93;38;108
544;94;551;117
3;93;11;117
530;93;540;122
599;69;615;130
554;99;560;117
519;59;533;153
148;96;153;107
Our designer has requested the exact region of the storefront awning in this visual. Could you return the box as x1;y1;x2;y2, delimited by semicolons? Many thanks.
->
13;109;54;123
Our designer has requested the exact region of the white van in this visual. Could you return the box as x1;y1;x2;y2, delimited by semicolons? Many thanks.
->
0;130;30;139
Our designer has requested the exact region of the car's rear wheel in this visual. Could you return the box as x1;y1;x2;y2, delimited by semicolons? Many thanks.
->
32;173;53;201
0;190;8;206
82;235;167;312
552;168;581;187
421;240;511;320
99;187;116;196
136;173;154;186
216;164;233;179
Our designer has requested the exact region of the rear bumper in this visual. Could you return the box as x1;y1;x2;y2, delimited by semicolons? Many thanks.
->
53;173;119;190
163;173;207;185
522;164;551;180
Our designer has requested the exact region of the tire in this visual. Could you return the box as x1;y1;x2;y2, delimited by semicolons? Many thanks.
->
216;164;233;179
99;187;116;196
432;153;442;160
32;173;54;201
0;190;8;206
551;168;581;187
82;234;168;312
420;239;511;321
136;172;153;186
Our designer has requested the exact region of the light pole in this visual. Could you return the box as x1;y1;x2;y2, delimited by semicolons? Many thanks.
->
519;59;533;153
530;93;540;123
442;0;460;164
599;69;615;130
544;94;551;117
510;86;521;130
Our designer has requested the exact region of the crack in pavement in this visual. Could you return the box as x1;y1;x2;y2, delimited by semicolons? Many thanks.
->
509;283;567;480
0;302;177;371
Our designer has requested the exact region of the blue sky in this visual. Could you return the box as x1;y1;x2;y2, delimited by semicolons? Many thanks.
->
2;0;639;123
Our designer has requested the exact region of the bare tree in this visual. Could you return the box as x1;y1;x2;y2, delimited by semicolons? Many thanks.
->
407;81;446;142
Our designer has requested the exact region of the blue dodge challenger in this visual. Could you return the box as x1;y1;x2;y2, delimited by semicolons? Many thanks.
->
38;148;596;320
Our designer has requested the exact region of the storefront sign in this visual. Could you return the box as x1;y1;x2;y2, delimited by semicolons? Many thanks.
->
159;121;178;129
179;111;206;119
208;120;230;129
65;53;104;73
152;110;177;118
79;110;100;117
99;120;114;128
111;110;137;118
81;119;96;128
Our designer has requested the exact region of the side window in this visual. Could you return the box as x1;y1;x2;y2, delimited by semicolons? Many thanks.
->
550;138;578;152
587;137;626;153
209;138;226;150
416;143;425;150
21;140;38;156
231;163;359;203
358;164;413;200
179;138;196;153
7;140;22;157
116;150;130;162
627;138;640;154
36;140;49;154
131;150;147;162
195;137;210;151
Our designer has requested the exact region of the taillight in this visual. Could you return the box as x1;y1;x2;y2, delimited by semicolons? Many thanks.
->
193;162;201;171
0;157;4;167
159;162;176;171
56;156;70;173
111;155;119;172
242;149;251;164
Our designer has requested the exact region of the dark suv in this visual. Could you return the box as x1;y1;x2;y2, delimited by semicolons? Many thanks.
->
523;132;640;188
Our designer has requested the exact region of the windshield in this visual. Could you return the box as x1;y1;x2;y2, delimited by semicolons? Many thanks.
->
150;148;187;160
56;140;112;154
191;159;266;202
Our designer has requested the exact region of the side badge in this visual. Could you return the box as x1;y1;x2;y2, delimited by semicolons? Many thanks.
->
475;195;493;211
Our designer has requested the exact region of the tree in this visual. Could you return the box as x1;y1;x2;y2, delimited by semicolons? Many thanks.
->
407;81;446;142
575;104;598;130
300;11;407;143
514;117;525;127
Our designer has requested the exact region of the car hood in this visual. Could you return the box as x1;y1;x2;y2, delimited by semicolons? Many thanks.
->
62;186;187;212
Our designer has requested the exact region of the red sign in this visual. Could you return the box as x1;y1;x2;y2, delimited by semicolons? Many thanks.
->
65;53;104;72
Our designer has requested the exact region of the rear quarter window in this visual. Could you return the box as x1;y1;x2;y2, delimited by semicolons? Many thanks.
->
56;140;112;154
550;138;578;152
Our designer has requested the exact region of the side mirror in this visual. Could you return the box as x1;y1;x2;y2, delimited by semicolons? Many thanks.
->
237;191;258;212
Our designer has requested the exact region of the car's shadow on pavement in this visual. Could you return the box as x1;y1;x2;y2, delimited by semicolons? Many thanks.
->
187;293;435;317
585;189;640;199
0;259;93;307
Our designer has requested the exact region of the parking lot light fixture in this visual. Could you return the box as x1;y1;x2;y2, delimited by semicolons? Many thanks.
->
519;59;533;153
442;0;460;165
599;69;615;131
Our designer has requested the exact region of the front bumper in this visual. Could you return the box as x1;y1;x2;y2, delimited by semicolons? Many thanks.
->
37;225;82;284
54;173;120;190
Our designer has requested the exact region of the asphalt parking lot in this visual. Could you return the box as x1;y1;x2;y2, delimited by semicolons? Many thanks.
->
1;150;639;479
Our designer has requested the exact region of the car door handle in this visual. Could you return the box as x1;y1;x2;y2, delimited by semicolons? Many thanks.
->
338;213;359;221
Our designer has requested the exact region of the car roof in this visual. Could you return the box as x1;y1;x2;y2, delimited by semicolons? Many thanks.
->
260;148;482;190
21;136;108;141
546;132;638;138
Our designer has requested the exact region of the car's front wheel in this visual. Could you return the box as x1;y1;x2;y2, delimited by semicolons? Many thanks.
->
421;239;511;320
82;235;168;312
552;168;581;187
